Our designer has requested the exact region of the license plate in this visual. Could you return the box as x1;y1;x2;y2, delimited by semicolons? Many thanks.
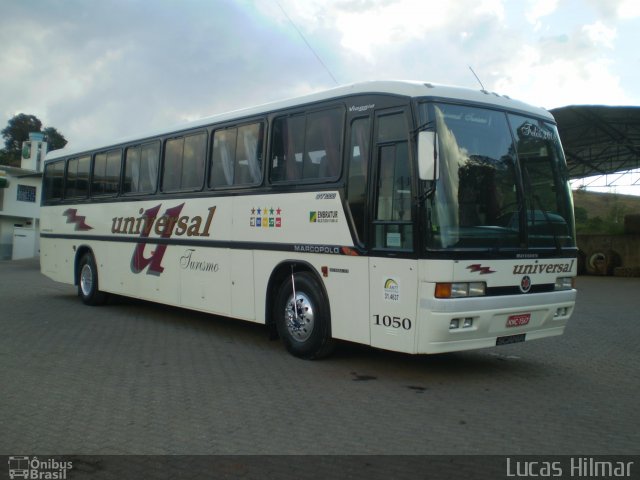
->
496;334;526;346
506;313;531;328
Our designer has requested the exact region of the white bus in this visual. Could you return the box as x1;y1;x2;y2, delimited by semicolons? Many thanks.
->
40;81;577;359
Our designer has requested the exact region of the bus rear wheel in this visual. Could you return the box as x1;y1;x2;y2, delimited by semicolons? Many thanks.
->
274;271;335;359
78;253;108;306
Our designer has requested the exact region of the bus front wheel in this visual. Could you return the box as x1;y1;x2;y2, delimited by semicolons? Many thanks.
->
274;271;335;359
78;253;108;306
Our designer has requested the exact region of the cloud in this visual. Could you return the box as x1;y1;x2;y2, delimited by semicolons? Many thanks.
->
525;0;559;27
0;1;329;149
617;0;640;18
269;0;506;62
582;21;617;48
493;31;631;108
0;0;637;152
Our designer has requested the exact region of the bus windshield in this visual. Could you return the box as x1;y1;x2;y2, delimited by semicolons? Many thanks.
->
420;102;576;252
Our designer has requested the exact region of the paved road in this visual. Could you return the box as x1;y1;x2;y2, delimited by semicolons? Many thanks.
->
0;258;638;455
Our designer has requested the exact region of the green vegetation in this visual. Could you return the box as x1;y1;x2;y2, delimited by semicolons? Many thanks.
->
0;113;67;167
573;189;640;235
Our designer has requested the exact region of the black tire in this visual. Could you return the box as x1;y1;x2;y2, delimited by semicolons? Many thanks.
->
273;271;335;359
77;253;108;306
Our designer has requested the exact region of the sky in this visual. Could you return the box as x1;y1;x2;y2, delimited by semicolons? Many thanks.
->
1;0;639;191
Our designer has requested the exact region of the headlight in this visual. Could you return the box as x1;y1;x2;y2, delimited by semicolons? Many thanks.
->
554;277;575;290
435;282;486;298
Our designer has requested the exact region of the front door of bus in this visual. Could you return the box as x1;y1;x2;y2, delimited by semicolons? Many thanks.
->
368;108;418;353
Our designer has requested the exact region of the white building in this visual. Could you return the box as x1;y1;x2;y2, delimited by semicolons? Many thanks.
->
0;133;47;260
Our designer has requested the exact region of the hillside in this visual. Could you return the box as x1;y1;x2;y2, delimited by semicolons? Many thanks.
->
572;189;640;234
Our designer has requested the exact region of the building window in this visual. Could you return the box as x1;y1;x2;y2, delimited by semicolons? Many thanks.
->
17;184;37;203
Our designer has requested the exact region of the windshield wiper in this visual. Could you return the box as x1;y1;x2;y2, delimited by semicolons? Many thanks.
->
533;194;562;253
411;120;434;136
521;168;562;253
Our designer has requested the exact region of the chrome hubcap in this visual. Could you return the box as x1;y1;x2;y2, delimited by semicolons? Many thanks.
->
80;264;93;297
284;292;315;342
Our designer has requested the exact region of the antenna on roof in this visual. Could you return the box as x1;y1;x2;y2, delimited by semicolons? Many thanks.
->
468;66;486;92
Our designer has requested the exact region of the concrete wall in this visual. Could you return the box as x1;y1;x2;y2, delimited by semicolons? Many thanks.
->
1;175;40;218
0;170;42;260
577;234;640;276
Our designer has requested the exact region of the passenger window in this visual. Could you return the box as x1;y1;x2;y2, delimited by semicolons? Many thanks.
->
235;123;263;185
43;160;65;201
209;122;263;188
162;132;206;192
92;149;121;196
270;115;304;182
210;128;238;187
124;142;159;194
182;133;207;189
270;106;343;183
65;156;90;198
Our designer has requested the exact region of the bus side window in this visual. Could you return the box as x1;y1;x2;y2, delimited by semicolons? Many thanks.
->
140;142;159;193
210;128;237;187
163;137;184;191
65;156;90;199
43;160;65;202
235;122;264;185
123;146;140;193
124;142;158;194
305;108;342;180
270;107;343;183
181;133;206;190
347;117;370;245
210;122;263;188
105;150;122;195
163;132;206;192
270;115;304;182
92;149;121;196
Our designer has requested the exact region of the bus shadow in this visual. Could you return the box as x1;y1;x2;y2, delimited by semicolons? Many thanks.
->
105;293;272;337
99;294;548;380
329;339;549;381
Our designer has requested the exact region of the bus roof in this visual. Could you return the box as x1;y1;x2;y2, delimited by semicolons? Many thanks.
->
45;80;554;162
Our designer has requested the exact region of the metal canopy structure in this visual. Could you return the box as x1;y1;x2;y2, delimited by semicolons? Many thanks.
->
550;105;640;182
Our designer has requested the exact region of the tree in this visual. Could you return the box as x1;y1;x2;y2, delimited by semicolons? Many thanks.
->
574;206;588;225
0;113;67;167
2;114;42;151
42;126;67;152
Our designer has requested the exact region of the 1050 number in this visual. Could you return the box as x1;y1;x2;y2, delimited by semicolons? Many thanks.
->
373;315;412;330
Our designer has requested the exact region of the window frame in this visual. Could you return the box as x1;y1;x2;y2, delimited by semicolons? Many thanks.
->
122;140;160;196
161;130;208;193
371;109;415;252
269;105;345;185
91;148;122;198
43;159;66;203
208;119;265;190
64;155;91;200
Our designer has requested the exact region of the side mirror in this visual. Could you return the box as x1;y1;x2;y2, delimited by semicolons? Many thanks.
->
417;131;439;181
